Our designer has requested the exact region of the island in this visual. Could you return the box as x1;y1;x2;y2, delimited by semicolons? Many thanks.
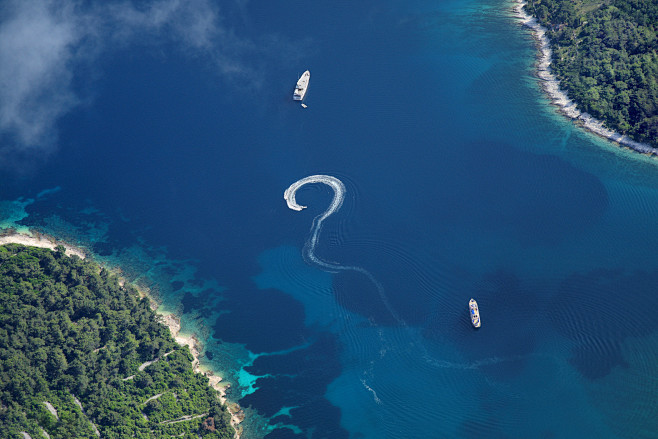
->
0;243;237;439
520;0;658;152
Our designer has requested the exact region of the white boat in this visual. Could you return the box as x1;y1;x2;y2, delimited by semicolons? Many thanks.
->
293;70;310;101
469;298;481;328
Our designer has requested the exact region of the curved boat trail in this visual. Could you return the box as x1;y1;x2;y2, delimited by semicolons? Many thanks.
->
284;175;402;324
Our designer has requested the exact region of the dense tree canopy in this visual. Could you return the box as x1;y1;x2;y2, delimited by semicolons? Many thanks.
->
0;244;234;439
525;0;658;147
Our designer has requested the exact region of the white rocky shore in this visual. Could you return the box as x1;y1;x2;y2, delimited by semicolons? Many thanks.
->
512;1;658;156
157;313;245;436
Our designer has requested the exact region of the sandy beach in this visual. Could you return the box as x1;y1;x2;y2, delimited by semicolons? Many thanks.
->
0;230;87;259
512;1;658;156
0;230;244;437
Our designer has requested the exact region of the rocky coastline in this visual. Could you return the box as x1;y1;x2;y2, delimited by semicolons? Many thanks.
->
512;1;658;156
157;312;245;437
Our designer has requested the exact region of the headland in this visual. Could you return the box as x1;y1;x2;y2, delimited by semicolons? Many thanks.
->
0;229;244;437
512;1;658;156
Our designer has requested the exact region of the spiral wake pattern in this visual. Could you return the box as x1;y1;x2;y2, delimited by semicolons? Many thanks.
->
284;175;402;324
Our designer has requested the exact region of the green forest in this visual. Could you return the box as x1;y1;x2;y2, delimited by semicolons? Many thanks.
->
524;0;658;147
0;244;234;439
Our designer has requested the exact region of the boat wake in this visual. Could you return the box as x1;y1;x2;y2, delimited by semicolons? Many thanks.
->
360;379;383;405
285;175;506;405
423;351;561;371
284;175;403;325
284;175;345;268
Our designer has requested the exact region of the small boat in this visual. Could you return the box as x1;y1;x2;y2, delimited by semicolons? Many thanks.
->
469;298;481;328
293;70;310;101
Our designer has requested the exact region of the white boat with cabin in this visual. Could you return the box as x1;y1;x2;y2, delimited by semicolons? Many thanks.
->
293;70;310;101
469;298;481;328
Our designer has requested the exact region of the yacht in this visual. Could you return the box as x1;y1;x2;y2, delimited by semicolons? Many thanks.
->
293;70;310;101
469;298;481;328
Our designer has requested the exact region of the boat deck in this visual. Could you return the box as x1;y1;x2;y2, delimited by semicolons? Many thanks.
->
469;299;481;328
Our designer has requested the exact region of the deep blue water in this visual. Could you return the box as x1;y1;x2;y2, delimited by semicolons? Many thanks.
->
2;0;658;437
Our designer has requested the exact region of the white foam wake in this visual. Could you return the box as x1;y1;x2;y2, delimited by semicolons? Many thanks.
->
284;175;345;270
360;379;383;405
284;175;403;324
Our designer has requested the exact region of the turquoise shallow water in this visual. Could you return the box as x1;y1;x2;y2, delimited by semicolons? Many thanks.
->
2;0;658;437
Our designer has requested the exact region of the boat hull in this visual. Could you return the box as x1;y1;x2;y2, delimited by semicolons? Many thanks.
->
293;70;310;101
469;298;481;328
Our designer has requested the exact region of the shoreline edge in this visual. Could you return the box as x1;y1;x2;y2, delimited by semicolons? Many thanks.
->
0;230;245;438
512;0;658;156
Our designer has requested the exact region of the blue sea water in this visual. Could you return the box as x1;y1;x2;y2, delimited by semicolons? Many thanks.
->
2;0;658;437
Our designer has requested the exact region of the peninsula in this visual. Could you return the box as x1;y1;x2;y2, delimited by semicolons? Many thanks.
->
0;241;238;438
517;0;658;153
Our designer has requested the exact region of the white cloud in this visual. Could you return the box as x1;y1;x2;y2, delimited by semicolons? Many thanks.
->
0;0;81;151
0;0;232;157
105;0;221;49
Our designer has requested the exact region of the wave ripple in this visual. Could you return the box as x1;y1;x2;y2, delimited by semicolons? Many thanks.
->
284;175;403;324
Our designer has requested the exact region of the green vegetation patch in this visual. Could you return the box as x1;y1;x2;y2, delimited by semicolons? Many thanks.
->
525;0;658;146
0;244;234;439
